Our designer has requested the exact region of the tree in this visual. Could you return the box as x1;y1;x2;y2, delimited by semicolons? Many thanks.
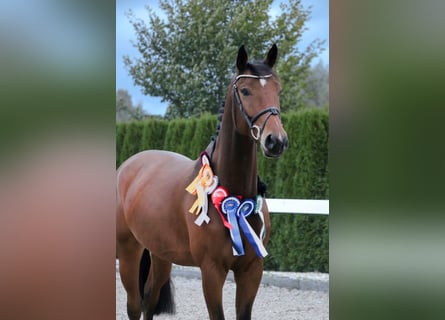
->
301;60;329;108
116;89;147;122
124;0;324;118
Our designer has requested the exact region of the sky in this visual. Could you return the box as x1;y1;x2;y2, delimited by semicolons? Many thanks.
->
116;0;329;116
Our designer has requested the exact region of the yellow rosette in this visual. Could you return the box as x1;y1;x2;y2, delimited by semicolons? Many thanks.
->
185;154;218;226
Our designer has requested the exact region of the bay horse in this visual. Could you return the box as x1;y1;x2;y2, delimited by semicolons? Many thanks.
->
116;44;288;320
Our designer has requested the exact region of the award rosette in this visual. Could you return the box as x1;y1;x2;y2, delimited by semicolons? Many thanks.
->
185;152;267;258
221;196;244;256
211;186;232;229
221;196;268;258
185;153;218;226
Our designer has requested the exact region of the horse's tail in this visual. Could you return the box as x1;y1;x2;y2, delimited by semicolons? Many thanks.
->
138;249;176;315
138;248;151;299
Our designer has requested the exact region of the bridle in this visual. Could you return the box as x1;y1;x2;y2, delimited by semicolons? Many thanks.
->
232;74;281;141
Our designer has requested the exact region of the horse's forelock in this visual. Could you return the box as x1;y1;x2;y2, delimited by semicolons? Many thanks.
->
246;61;277;78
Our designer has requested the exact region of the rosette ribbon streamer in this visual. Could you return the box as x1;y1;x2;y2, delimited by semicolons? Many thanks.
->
255;195;266;241
185;154;218;226
237;199;268;258
221;197;268;258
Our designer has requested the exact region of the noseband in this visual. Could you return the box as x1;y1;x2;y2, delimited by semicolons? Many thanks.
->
233;74;281;141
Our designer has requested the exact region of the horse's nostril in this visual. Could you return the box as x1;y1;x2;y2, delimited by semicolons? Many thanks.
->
265;134;276;150
265;134;287;156
283;136;289;149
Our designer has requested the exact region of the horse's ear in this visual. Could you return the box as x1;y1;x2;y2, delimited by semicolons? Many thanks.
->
237;45;248;72
264;44;278;68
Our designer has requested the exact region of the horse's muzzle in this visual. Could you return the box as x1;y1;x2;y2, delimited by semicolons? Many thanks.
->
263;134;288;158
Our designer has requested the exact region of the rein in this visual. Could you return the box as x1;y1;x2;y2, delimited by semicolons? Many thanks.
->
233;74;281;140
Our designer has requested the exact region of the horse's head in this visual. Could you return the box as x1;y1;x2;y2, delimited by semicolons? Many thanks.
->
232;44;288;158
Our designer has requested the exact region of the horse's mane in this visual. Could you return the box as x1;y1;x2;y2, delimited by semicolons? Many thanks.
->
214;102;225;137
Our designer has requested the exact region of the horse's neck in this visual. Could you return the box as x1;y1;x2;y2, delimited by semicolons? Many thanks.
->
212;95;258;198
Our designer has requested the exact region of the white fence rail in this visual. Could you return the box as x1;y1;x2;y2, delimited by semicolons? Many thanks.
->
266;199;329;215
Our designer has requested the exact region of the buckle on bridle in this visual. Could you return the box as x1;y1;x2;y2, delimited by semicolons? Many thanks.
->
250;125;261;141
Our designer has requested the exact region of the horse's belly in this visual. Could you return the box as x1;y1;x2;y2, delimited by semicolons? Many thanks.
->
128;201;196;266
119;150;198;266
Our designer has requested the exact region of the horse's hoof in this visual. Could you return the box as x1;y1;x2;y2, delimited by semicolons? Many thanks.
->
127;303;141;320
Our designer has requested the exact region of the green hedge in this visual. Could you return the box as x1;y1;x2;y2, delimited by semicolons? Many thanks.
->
116;109;329;272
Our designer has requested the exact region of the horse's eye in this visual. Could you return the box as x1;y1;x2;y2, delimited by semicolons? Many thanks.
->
240;88;251;96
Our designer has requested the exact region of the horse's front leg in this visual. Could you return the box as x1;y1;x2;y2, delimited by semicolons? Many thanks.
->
233;258;263;320
200;260;228;320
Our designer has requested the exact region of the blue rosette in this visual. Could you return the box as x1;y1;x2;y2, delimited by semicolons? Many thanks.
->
221;196;244;256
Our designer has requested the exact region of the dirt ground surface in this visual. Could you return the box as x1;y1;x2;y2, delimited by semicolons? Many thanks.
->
116;268;329;320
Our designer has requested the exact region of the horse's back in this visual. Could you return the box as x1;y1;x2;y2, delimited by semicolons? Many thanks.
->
116;150;198;264
117;150;194;198
118;150;192;174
